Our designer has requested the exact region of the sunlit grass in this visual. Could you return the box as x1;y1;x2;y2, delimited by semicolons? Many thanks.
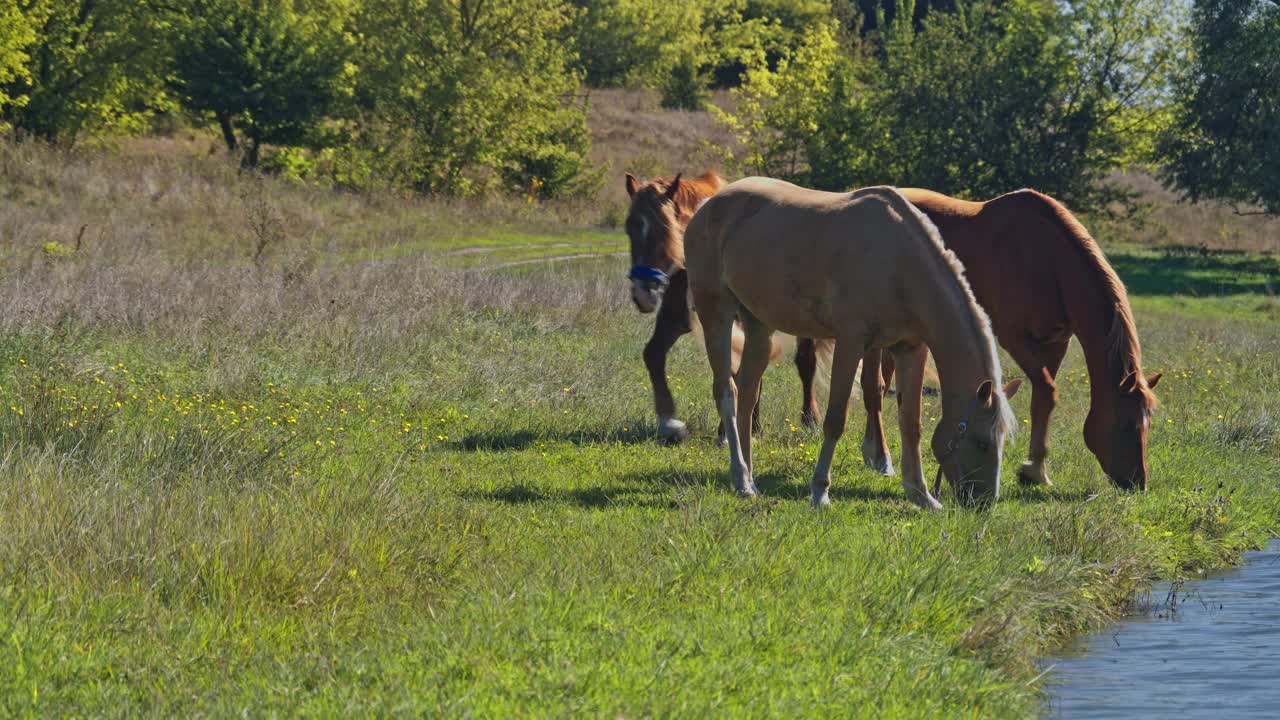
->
0;142;1278;717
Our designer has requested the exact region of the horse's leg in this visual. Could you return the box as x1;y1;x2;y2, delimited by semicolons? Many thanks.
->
859;349;895;476
893;343;942;510
1015;339;1069;487
882;349;896;391
795;338;822;427
717;331;764;445
696;287;757;496
644;270;692;444
735;310;775;480
751;375;764;436
810;338;860;508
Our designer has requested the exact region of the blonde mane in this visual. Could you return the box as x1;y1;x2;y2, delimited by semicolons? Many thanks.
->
870;187;1017;437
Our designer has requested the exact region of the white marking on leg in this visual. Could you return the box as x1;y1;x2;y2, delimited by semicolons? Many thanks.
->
719;388;756;496
901;467;943;510
1018;460;1052;487
861;434;895;477
811;439;836;508
657;414;687;441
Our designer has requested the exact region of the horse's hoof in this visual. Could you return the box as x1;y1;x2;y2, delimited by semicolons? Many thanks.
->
658;416;688;446
715;434;728;449
1017;462;1053;487
810;492;831;509
861;438;895;477
863;454;895;477
906;490;943;510
800;411;820;428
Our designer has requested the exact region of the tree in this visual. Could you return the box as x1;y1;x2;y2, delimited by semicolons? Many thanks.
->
716;22;844;177
1159;0;1280;215
2;0;167;141
564;0;832;103
351;0;593;196
170;0;349;168
0;2;39;126
721;0;1182;211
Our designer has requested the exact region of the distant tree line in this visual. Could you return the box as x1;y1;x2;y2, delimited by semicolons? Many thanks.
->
0;0;1275;212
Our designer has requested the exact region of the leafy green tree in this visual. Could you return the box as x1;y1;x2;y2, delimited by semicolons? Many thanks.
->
566;0;833;94
722;0;1181;211
170;0;349;168
2;0;167;141
1159;0;1280;214
0;3;39;125
716;22;844;176
351;0;593;196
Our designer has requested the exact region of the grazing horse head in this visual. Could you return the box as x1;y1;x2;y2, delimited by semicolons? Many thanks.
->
1084;370;1161;491
624;173;687;313
932;378;1021;507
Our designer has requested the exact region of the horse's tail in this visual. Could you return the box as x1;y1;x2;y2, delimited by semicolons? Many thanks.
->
687;312;785;372
810;341;939;398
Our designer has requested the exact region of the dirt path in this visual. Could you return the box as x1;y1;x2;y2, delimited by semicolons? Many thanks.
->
440;242;578;257
468;251;626;272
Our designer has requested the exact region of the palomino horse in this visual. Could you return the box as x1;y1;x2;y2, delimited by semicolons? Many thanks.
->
806;188;1161;491
685;178;1019;508
624;171;828;442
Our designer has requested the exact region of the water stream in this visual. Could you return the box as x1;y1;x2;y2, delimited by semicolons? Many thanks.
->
1046;540;1280;718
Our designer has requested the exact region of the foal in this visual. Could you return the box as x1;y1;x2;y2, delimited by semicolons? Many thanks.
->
685;179;1018;508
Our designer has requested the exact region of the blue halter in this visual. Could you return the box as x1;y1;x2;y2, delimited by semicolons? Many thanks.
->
628;265;670;288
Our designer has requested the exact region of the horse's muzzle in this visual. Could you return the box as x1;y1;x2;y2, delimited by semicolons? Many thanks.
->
628;265;669;314
631;282;662;313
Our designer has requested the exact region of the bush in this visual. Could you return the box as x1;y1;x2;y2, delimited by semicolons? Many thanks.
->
660;54;710;110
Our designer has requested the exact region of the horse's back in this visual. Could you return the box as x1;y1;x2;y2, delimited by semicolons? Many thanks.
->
697;178;912;236
686;179;930;338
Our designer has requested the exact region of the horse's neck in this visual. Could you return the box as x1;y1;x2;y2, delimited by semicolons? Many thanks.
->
1054;238;1137;407
903;241;994;409
1077;315;1130;407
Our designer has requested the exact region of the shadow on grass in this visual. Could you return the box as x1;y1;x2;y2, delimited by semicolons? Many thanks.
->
470;468;904;511
1109;248;1280;297
446;426;662;451
1000;485;1114;504
467;482;675;510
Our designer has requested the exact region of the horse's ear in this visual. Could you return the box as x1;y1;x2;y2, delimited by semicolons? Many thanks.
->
1003;378;1022;399
625;173;639;197
1146;372;1162;390
664;173;683;202
976;379;994;408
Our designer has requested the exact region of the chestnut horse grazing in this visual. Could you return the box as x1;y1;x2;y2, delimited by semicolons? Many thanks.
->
685;179;1019;509
821;188;1160;491
624;171;828;443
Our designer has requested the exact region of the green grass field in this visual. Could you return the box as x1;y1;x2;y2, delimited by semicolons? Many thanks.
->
2;144;1279;717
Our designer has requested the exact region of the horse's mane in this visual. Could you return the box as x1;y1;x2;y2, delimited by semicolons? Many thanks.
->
1009;190;1156;410
868;187;1017;438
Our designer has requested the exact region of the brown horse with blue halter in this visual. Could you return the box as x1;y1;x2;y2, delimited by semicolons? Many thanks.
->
624;171;829;442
